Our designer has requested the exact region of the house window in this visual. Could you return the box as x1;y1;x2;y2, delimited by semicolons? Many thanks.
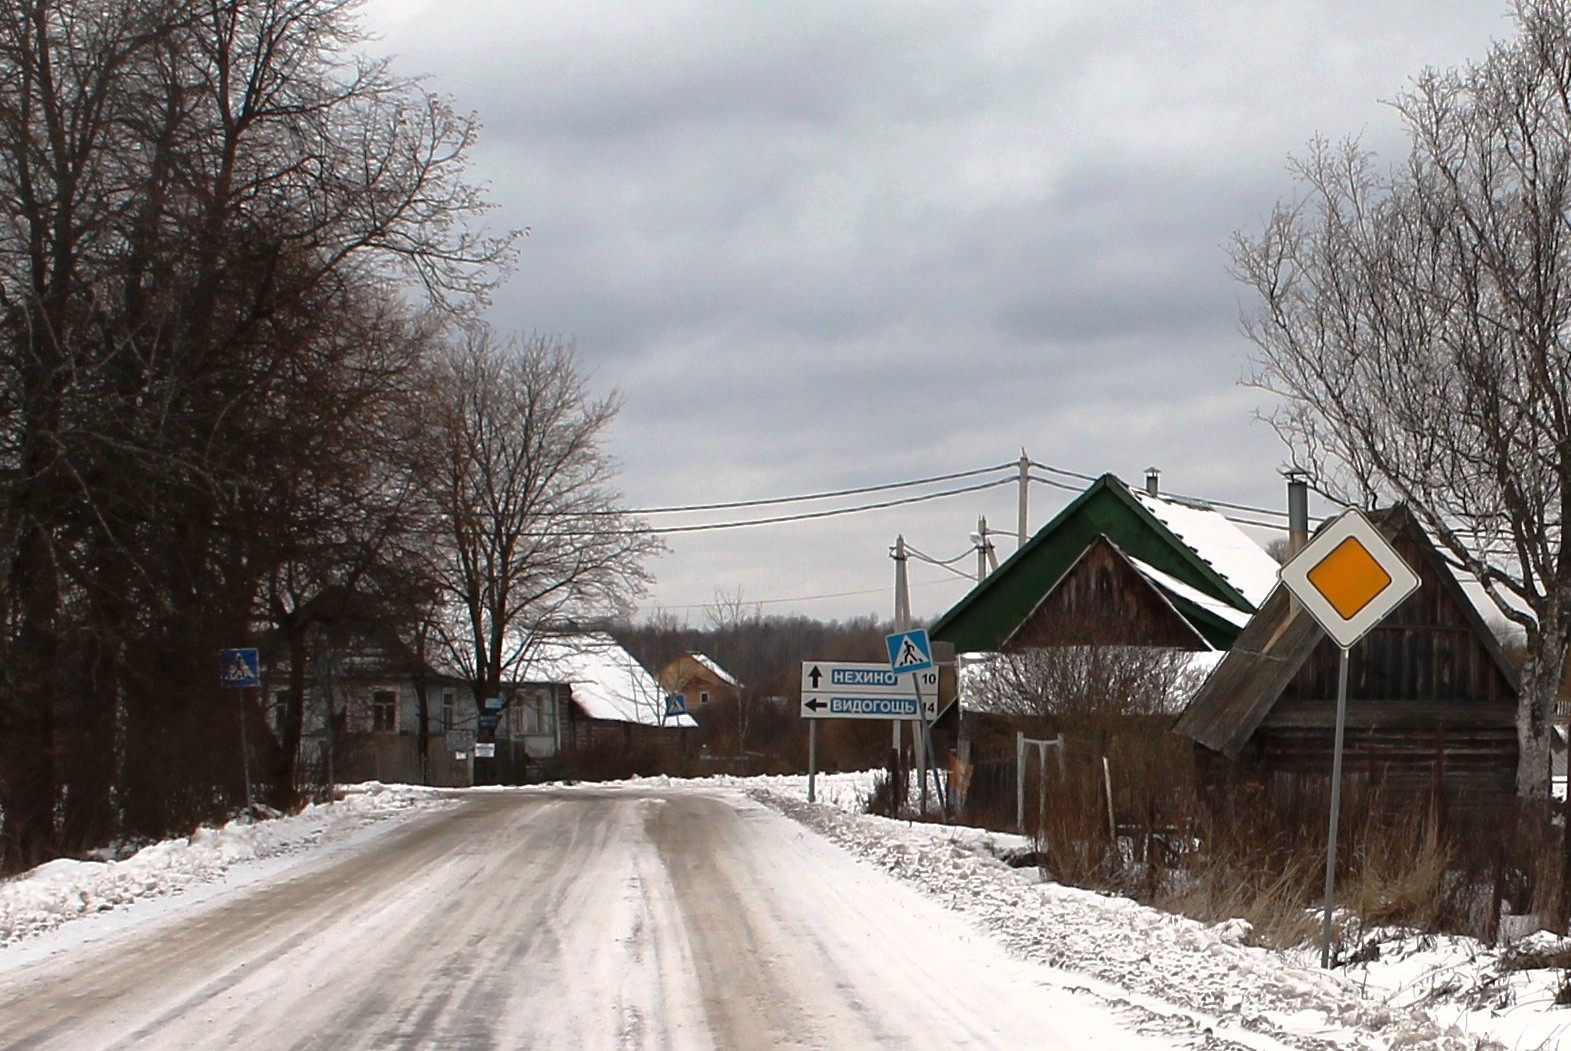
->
699;691;710;705
519;687;554;736
441;689;456;734
371;689;398;733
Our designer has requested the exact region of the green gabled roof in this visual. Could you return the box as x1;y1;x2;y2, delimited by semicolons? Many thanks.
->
930;474;1270;653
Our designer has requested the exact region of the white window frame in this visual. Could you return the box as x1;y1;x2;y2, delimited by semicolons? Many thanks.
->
371;688;398;733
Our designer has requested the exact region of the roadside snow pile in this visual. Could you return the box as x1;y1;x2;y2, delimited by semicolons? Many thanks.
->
1344;928;1571;1050
0;782;449;945
748;784;1567;1051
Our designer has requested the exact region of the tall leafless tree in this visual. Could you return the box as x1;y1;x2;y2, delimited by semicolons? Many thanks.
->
1233;0;1571;798
0;0;510;868
429;328;661;718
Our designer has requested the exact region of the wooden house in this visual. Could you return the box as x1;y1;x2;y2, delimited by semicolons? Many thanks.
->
656;652;744;711
1173;506;1521;804
932;473;1279;656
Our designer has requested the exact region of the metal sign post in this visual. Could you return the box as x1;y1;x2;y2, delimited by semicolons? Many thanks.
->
219;648;261;816
1278;509;1419;969
1321;647;1351;969
884;630;948;818
800;649;953;814
808;721;818;803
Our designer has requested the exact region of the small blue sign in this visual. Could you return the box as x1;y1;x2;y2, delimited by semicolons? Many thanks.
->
478;713;500;732
830;668;901;688
220;648;260;688
827;696;918;717
665;694;688;718
885;629;934;674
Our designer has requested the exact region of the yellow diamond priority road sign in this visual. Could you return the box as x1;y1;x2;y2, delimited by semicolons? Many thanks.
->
1279;509;1419;650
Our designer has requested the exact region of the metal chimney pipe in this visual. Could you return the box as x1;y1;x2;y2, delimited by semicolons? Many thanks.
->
1286;469;1310;556
1144;466;1160;496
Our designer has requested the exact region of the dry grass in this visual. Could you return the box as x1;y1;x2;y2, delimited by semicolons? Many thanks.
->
1003;719;1566;954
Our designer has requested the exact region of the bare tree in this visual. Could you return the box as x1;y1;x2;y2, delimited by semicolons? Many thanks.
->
0;0;510;867
1233;0;1571;797
429;328;661;714
965;645;1204;720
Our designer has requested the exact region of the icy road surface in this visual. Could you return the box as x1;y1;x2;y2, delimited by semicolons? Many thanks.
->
0;785;1176;1050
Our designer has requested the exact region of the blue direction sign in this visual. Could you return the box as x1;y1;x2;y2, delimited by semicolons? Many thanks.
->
219;648;260;688
885;629;934;674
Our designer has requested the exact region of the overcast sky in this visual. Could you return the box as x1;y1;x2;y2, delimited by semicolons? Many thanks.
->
359;0;1516;626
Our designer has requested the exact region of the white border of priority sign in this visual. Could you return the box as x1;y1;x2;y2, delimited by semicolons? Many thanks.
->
1279;508;1420;650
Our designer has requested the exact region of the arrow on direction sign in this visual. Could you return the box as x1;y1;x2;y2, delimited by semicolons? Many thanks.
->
804;698;828;712
808;666;823;689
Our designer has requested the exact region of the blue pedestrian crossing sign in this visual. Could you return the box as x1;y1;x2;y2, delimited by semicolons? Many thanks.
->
665;693;688;718
220;648;261;688
885;629;934;674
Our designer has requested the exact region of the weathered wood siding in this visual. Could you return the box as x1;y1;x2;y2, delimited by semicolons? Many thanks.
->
1008;537;1210;650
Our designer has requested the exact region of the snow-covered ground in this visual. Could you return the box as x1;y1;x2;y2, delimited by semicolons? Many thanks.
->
3;774;1569;1051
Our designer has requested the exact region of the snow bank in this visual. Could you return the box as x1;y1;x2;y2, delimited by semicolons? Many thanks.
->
0;782;450;945
741;776;1564;1051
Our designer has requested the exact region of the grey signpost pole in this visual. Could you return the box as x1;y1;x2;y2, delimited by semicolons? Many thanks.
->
808;720;818;803
912;672;947;818
1321;646;1351;968
220;648;258;818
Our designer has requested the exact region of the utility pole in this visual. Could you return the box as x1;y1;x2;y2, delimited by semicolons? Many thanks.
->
893;534;911;628
974;516;998;581
891;535;911;813
1017;449;1030;552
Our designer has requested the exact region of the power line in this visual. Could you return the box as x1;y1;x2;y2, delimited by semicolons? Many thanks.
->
617;462;1017;515
904;543;977;580
634;477;1017;535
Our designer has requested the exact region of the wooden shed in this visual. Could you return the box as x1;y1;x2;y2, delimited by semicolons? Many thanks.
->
1173;506;1521;803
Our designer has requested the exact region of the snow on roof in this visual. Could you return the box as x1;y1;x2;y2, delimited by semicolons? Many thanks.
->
1126;556;1252;629
690;652;742;689
1129;487;1280;608
521;632;697;728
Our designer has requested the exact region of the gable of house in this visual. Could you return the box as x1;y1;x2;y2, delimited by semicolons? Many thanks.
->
932;474;1279;654
657;652;743;707
1005;535;1217;649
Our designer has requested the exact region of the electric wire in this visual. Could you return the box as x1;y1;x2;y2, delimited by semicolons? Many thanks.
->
597;476;1017;536
903;544;978;580
614;461;1016;515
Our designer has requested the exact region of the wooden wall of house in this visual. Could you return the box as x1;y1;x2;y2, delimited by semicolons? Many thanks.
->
1010;539;1208;649
1246;529;1519;803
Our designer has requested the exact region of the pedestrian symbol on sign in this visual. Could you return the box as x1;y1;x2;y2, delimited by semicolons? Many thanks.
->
219;648;261;688
884;629;934;674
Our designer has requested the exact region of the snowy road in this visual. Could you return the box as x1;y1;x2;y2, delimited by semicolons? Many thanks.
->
0;786;1175;1050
